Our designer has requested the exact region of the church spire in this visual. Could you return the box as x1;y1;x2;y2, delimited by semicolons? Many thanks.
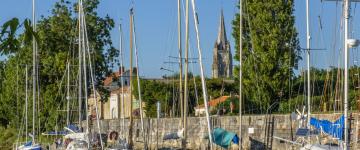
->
217;9;227;46
212;9;233;79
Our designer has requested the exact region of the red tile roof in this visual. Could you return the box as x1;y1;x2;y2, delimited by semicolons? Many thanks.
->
196;96;230;109
104;71;122;86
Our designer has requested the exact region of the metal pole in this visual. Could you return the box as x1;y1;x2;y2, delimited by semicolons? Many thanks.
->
190;0;213;149
128;8;134;148
182;0;189;149
16;65;19;130
81;6;89;137
66;62;70;126
132;10;147;149
306;0;311;135
344;0;350;149
178;0;184;128
32;0;36;144
78;0;82;127
25;65;28;142
239;0;243;149
156;101;161;149
82;5;104;148
119;23;126;138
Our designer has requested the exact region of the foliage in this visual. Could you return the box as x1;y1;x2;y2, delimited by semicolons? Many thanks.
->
214;96;239;115
232;0;301;113
0;126;17;150
132;75;237;118
0;18;39;55
0;0;117;134
279;66;360;113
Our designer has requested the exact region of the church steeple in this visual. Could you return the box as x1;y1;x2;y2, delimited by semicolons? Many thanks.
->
212;10;232;79
217;9;227;48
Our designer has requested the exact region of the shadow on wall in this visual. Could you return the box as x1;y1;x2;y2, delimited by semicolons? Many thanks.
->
250;137;265;150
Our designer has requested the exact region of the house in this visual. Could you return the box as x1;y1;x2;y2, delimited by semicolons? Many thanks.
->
88;67;144;120
194;96;230;116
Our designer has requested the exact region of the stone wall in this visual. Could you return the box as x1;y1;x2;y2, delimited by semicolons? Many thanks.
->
89;113;360;149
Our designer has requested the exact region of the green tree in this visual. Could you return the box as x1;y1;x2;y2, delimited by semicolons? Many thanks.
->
0;0;117;132
132;75;237;117
232;0;301;113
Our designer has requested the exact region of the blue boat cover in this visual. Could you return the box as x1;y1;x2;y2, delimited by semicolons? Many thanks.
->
67;124;80;132
212;127;238;148
21;141;41;150
163;132;180;140
24;141;32;146
310;115;344;140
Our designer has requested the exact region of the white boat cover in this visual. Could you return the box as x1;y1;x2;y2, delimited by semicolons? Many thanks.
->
64;132;87;141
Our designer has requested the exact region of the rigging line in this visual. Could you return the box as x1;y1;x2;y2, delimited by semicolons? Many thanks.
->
335;2;345;113
15;100;27;147
161;6;177;69
80;4;90;141
131;9;146;148
42;63;68;134
190;0;213;149
244;0;262;113
288;5;298;112
294;69;303;110
167;58;175;117
82;5;104;149
317;15;333;107
328;2;340;113
181;0;198;116
165;57;170;117
187;30;199;110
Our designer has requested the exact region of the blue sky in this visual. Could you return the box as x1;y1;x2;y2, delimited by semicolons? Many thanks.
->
1;0;360;78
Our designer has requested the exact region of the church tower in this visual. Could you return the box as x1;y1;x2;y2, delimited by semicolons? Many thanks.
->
212;10;232;78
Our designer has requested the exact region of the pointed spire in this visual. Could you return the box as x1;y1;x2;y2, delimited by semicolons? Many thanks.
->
217;9;227;47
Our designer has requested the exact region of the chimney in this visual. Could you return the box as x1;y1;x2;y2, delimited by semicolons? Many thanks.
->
133;67;137;74
119;66;125;74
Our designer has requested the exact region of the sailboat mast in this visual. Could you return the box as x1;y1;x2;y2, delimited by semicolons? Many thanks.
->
182;0;189;149
178;0;184;127
131;9;147;148
66;61;70;126
128;8;134;148
119;23;125;138
78;0;83;126
344;0;350;148
32;0;36;144
81;2;104;147
306;0;311;131
189;0;213;149
25;65;28;142
239;0;243;149
81;5;89;135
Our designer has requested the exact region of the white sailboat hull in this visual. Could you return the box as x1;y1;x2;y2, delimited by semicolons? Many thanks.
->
300;144;341;150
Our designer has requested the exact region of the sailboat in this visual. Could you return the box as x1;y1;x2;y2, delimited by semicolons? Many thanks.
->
297;0;359;150
106;5;148;150
62;0;105;149
17;0;42;149
163;1;237;149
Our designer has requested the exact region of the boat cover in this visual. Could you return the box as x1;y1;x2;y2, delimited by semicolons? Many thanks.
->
163;128;184;140
212;127;239;148
42;131;68;136
42;124;80;135
310;115;344;140
24;141;32;146
18;141;42;150
64;133;87;141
